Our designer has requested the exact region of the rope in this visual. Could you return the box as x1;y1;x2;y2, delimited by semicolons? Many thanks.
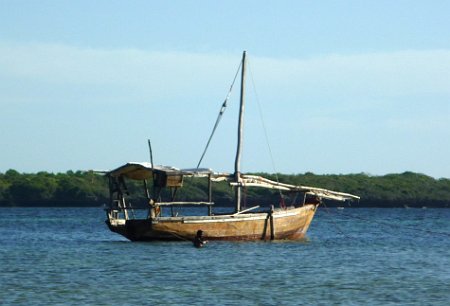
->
196;61;242;169
248;59;285;208
165;230;192;242
321;202;350;238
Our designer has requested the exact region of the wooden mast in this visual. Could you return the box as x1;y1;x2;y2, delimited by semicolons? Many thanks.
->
234;51;246;213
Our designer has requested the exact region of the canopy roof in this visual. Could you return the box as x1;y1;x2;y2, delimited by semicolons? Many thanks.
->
107;162;359;201
236;175;360;201
107;162;228;180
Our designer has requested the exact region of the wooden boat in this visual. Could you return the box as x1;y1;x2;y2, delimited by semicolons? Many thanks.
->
104;52;359;242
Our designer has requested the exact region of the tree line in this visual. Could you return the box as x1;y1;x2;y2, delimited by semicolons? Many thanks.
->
0;169;449;208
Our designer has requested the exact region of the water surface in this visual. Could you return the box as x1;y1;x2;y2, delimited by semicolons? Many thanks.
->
0;207;449;305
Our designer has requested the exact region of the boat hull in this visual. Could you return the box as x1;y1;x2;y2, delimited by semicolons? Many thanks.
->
106;205;318;241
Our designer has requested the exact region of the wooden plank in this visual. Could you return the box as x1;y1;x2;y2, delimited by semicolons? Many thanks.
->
156;201;214;206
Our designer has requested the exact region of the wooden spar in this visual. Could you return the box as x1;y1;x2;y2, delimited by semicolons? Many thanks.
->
154;201;214;206
233;205;260;215
143;179;150;199
269;205;275;240
261;206;275;241
148;139;154;168
147;139;156;200
234;51;246;213
208;173;212;216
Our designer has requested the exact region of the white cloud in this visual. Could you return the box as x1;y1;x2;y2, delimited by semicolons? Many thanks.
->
0;42;241;106
1;42;449;105
1;42;450;176
251;50;450;102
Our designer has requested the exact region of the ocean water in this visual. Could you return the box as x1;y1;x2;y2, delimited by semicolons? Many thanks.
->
0;207;449;305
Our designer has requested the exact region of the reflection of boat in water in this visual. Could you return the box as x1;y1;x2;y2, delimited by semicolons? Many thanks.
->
104;51;360;242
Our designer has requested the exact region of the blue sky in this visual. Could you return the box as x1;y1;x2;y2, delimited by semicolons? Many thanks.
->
1;0;449;178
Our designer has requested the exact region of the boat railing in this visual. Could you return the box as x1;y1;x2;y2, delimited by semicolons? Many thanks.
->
107;201;216;220
154;201;214;206
154;201;215;217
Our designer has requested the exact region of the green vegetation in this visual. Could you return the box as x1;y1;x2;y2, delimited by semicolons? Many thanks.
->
0;170;449;207
272;172;450;208
0;170;109;207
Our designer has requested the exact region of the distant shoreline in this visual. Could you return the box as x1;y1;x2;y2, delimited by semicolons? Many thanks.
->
1;201;448;208
1;170;449;208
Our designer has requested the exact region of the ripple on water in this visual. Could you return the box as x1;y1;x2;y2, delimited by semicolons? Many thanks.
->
0;207;449;305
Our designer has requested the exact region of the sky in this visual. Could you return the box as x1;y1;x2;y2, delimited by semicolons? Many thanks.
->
1;0;449;178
